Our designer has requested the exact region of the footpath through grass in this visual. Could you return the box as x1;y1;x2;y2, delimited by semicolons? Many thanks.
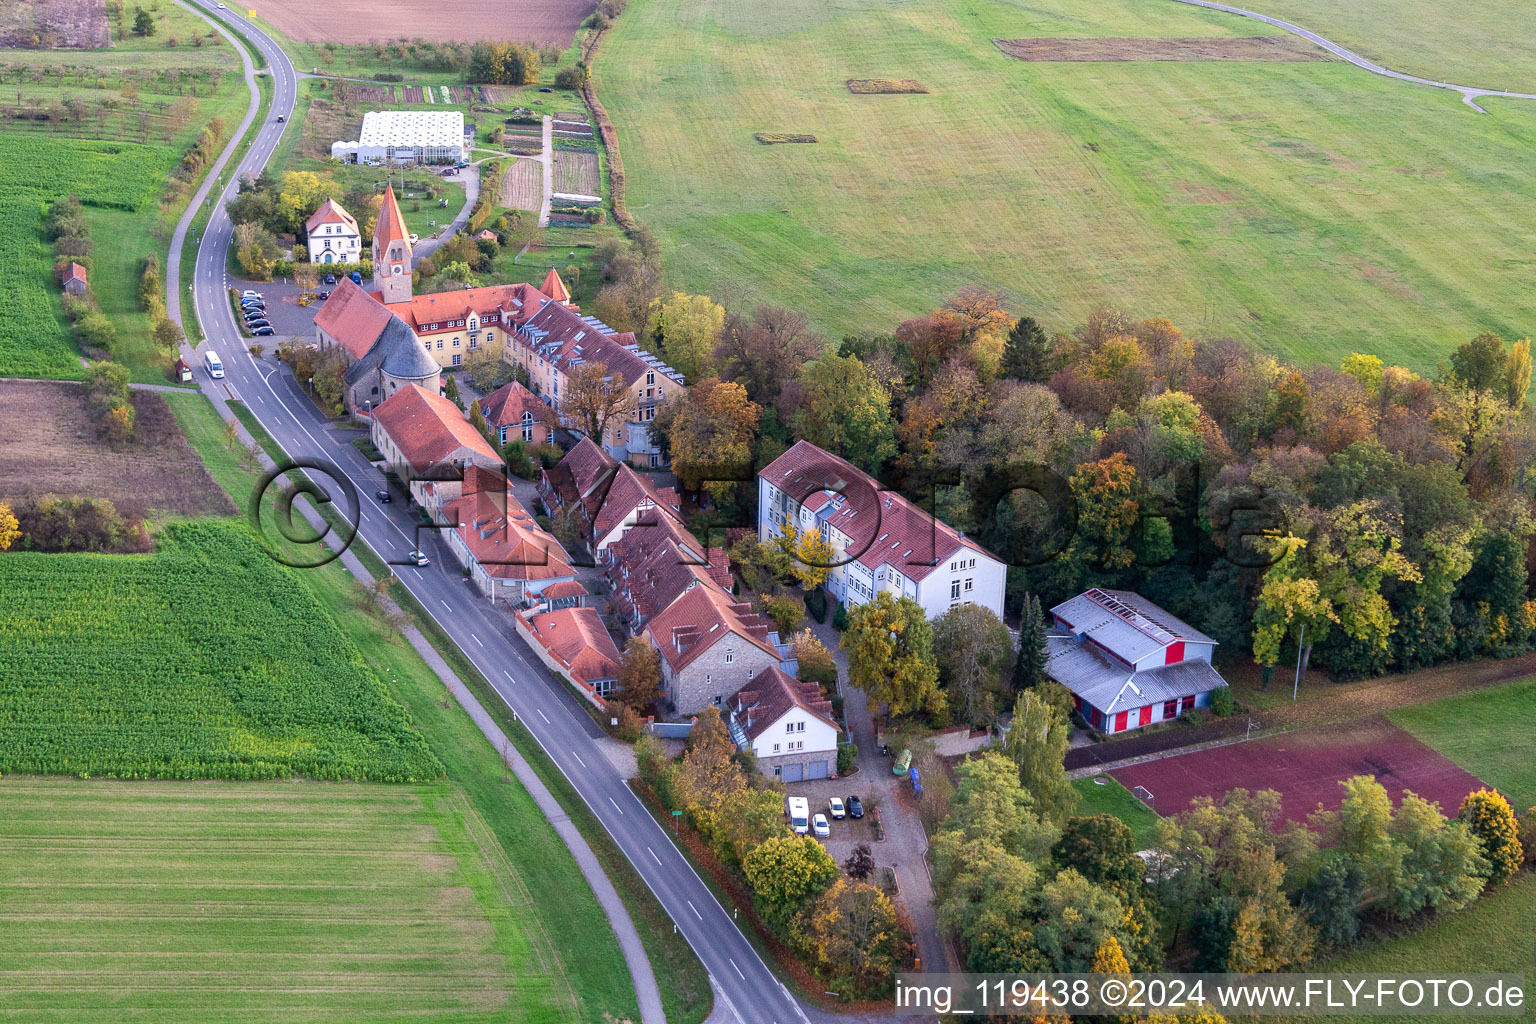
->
164;390;654;1022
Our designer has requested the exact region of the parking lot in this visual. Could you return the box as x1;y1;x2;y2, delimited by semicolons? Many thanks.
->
226;275;331;342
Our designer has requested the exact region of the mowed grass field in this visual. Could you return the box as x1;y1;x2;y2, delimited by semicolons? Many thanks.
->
598;0;1536;366
0;779;575;1023
1388;676;1536;811
1072;775;1162;849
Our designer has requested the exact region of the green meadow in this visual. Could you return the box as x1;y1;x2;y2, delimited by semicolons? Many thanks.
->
598;0;1536;367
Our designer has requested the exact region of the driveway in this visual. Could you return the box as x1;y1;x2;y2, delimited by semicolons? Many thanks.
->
807;615;957;974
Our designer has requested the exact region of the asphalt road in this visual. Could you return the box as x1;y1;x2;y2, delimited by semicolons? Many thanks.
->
169;4;813;1022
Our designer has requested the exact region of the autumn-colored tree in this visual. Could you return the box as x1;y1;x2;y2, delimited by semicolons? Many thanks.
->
1091;936;1135;1024
277;171;328;233
102;399;135;444
1505;337;1532;408
743;833;839;926
774;521;834;590
791;628;837;686
802;877;908;998
1003;689;1077;824
793;353;897;473
713;787;791;865
1268;370;1311;437
715;305;824;410
895;313;964;392
617;636;663;710
563;360;637;446
843;842;875;880
673;707;748;839
1052;814;1143;890
841;591;944;718
933;603;1013;727
647;292;725;383
0;501;21;551
1458;789;1523;885
667;376;759;500
1339;352;1385;396
1066;452;1141;571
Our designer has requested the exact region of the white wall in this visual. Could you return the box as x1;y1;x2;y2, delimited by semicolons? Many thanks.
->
751;705;838;761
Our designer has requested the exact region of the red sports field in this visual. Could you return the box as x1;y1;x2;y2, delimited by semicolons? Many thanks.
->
1110;717;1486;825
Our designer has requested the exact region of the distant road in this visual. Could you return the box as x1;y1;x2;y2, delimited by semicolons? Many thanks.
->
1169;0;1536;111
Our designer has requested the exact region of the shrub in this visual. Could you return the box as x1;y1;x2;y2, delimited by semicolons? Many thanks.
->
832;602;848;631
554;65;589;89
615;701;644;742
1209;686;1235;717
1520;806;1536;865
837;742;857;776
1458;789;1524;885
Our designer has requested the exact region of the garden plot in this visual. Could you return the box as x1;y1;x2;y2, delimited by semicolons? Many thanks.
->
402;84;425;102
552;149;599;196
500;157;544;211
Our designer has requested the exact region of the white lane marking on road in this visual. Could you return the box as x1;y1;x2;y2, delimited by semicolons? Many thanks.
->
571;750;586;768
687;900;702;921
729;958;744;980
608;796;624;815
412;567;423;580
472;633;484;647
440;600;451;612
502;670;516;685
648;846;662;866
536;708;551;724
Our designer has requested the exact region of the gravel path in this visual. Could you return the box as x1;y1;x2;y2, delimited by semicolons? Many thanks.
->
1169;0;1536;111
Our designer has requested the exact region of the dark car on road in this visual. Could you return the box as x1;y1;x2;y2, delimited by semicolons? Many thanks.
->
375;489;391;503
323;273;336;285
846;795;864;819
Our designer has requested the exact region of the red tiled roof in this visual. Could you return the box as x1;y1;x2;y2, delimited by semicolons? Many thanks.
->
731;666;838;741
313;277;395;360
373;383;500;475
61;262;87;284
480;380;553;430
540;267;571;303
305;198;358;235
385;282;542;335
540;436;619;511
520;297;680;391
593;463;683;540
527;607;621;688
643;584;781;674
541;580;589;600
604;512;729;624
444;483;573;582
759;439;993;583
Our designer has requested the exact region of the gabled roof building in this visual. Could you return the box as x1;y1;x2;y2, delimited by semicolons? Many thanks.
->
313;277;440;415
305;198;361;265
728;666;841;782
1046;588;1228;734
641;582;790;715
757;440;1006;620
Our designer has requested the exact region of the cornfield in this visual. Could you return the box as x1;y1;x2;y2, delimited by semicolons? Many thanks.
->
0;519;443;782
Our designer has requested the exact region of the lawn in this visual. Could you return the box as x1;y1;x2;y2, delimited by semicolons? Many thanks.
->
1073;774;1163;849
1388;676;1536;811
164;390;654;1021
0;777;577;1023
597;0;1536;368
1281;872;1536;1024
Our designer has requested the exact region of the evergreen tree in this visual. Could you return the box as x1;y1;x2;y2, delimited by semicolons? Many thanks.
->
1013;593;1049;692
132;6;155;35
1001;315;1050;382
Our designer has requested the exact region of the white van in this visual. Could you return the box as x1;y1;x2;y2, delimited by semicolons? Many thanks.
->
787;796;810;835
204;350;224;379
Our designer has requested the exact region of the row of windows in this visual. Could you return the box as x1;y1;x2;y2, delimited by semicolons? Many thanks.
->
949;578;975;599
785;720;805;734
772;740;805;753
949;557;978;571
432;337;478;350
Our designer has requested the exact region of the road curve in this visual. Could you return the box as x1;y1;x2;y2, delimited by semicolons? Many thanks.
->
1169;0;1536;112
162;5;812;1024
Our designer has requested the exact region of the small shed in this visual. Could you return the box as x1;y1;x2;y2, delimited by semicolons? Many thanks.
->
475;229;498;243
60;262;88;295
172;356;193;382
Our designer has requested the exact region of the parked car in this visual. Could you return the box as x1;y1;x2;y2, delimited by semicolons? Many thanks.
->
407;550;430;567
243;309;266;320
812;813;831;839
827;797;846;820
323;273;336;285
787;796;810;835
245;320;271;331
847;795;864;819
408;233;419;246
317;291;330;300
252;326;274;336
375;489;391;504
240;299;264;309
241;290;261;299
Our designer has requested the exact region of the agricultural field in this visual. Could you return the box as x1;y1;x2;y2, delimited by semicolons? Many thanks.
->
0;134;173;378
0;778;584;1023
251;0;593;48
502;156;544;211
551;148;598;195
598;0;1536;368
1256;0;1536;89
1389;676;1536;810
0;378;232;519
0;517;443;781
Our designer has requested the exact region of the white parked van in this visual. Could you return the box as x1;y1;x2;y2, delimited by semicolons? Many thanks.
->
204;351;224;379
787;796;810;835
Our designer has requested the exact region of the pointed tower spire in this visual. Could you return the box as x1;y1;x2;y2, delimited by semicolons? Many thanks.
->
372;185;413;304
540;266;572;306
